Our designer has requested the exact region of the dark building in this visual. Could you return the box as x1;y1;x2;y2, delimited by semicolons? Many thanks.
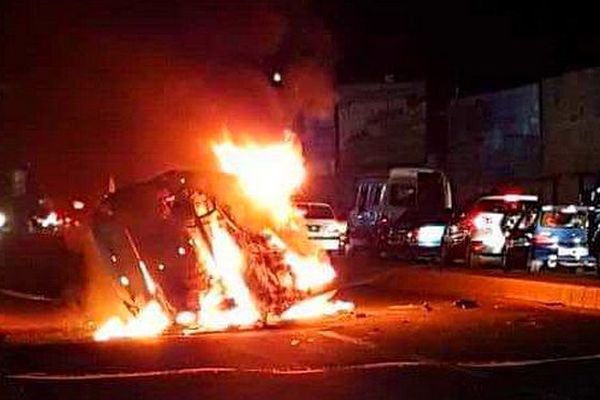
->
447;84;543;206
298;80;428;212
542;67;600;203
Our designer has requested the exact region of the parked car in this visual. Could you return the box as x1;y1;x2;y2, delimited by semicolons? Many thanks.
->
348;167;452;256
381;210;449;260
504;205;597;272
294;201;346;254
440;194;539;267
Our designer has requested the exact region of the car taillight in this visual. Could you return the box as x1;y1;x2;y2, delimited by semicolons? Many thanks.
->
534;234;557;246
472;213;491;230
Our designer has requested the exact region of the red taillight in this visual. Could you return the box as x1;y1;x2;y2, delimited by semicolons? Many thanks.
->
534;234;556;245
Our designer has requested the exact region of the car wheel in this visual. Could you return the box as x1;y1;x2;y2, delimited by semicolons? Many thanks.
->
504;248;526;271
502;250;512;271
372;237;388;259
440;243;452;266
528;258;544;274
466;246;480;269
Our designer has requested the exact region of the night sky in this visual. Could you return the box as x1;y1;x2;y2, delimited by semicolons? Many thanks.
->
2;0;599;201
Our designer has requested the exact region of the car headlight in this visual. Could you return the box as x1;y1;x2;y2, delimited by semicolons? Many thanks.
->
0;211;6;228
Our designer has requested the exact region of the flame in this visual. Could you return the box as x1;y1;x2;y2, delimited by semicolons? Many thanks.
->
193;219;261;330
93;300;170;341
264;229;335;291
281;291;355;321
94;133;353;341
211;134;353;326
213;138;305;223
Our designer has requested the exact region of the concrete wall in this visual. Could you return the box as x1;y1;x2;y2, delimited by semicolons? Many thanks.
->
447;84;543;207
336;81;427;175
542;67;600;203
297;81;427;214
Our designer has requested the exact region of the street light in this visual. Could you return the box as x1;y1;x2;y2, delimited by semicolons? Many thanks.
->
271;71;283;85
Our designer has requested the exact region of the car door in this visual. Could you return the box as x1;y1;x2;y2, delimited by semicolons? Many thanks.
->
348;183;371;246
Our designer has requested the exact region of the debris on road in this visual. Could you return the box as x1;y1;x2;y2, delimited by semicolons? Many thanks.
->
388;304;420;310
422;302;433;312
453;299;479;310
355;312;367;319
290;338;301;346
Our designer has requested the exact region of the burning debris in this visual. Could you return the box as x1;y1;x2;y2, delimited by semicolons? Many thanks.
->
91;136;353;341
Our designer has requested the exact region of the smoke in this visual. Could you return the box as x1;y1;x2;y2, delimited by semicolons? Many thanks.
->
1;0;336;202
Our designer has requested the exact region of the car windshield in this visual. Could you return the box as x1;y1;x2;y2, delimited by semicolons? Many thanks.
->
540;210;587;228
296;204;334;219
389;183;416;207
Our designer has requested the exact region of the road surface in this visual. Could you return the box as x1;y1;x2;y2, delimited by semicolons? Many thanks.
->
3;256;600;399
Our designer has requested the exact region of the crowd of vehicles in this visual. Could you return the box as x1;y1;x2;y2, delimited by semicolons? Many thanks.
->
5;163;600;276
339;167;600;274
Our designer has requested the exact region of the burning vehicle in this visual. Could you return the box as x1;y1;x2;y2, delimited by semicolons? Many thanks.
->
91;138;353;341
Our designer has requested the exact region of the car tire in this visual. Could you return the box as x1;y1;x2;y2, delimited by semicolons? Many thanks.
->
440;243;452;266
503;248;525;271
502;250;512;271
466;246;480;269
528;258;544;274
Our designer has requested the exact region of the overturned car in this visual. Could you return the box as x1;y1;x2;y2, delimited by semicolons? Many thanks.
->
91;167;352;340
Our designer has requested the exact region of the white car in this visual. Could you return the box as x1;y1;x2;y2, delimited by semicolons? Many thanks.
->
441;194;540;267
295;202;346;252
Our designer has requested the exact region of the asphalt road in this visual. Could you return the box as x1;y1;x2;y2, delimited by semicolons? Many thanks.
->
4;256;600;399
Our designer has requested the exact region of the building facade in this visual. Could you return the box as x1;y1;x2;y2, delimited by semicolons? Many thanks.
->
298;80;428;212
336;81;427;175
447;84;543;206
542;67;600;203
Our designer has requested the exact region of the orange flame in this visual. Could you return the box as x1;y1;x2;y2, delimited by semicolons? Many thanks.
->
93;300;170;341
93;133;353;340
213;137;305;224
210;134;353;327
281;291;355;321
193;220;261;330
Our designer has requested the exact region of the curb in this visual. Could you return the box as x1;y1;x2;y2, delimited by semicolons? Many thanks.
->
374;266;600;311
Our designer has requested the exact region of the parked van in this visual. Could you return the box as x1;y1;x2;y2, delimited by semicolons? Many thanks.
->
347;168;452;255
